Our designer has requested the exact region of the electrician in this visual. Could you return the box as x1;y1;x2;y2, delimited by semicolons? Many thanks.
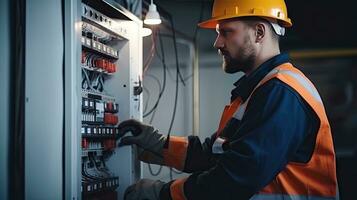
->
118;0;338;199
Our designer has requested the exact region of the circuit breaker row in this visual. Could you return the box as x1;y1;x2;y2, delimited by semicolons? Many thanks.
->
81;52;118;73
81;3;122;199
82;97;119;125
81;139;117;151
81;152;119;196
82;177;120;193
82;126;120;137
81;34;119;59
81;113;118;125
81;94;121;198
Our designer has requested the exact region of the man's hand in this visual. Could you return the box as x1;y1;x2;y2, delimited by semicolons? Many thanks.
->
118;119;167;164
124;179;165;200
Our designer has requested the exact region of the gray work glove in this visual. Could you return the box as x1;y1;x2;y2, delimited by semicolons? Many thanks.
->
118;119;167;165
124;179;165;200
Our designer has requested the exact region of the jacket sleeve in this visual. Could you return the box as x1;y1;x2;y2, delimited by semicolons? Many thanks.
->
160;79;319;200
162;133;218;172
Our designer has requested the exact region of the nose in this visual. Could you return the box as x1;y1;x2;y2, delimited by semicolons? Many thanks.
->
213;34;224;49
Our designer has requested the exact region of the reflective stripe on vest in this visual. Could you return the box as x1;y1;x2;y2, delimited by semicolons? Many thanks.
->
251;194;337;200
234;68;323;121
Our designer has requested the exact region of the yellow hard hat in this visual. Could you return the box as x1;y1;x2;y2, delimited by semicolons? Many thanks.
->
198;0;292;29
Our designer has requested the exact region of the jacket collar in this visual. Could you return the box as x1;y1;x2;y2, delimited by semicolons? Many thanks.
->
231;53;290;102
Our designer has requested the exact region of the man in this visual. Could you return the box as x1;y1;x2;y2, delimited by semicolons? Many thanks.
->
118;0;338;199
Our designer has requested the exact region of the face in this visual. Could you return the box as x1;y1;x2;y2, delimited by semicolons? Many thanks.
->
214;20;257;74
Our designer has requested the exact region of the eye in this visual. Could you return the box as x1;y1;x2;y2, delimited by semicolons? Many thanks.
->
220;29;233;37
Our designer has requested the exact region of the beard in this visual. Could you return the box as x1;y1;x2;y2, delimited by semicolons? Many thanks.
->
220;36;256;74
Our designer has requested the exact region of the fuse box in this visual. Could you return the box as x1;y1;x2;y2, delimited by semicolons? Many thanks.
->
74;0;143;199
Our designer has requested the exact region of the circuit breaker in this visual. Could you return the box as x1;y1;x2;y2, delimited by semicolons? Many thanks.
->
77;1;143;199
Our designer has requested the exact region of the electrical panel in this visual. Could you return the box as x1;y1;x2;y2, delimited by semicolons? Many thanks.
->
78;1;143;199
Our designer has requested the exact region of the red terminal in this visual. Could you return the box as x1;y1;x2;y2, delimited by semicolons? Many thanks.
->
104;113;119;125
107;63;111;73
107;102;113;112
106;62;117;73
112;63;114;73
82;138;89;149
103;60;109;71
81;52;86;64
93;58;117;73
113;63;117;73
104;113;110;124
95;59;107;70
112;115;118;125
106;62;112;73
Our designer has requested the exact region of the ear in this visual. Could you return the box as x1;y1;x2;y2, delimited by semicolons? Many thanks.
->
255;23;266;43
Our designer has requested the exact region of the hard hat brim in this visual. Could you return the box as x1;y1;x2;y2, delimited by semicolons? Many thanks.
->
198;15;292;29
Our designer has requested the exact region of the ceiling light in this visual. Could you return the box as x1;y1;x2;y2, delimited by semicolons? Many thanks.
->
144;0;161;25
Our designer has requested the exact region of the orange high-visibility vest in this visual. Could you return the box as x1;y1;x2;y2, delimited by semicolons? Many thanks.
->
217;63;338;200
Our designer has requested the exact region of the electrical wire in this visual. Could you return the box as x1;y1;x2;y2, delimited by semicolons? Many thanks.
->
82;159;103;180
165;23;180;147
166;4;206;176
85;157;106;180
143;29;169;176
88;155;107;177
89;154;112;177
143;28;158;75
143;29;167;118
143;74;161;115
155;33;196;84
149;100;159;124
81;68;106;92
141;11;192;178
148;163;162;177
183;74;193;82
82;22;112;43
61;0;66;198
82;51;112;93
169;17;186;87
143;17;188;178
144;75;164;176
146;80;164;175
143;86;151;113
82;68;96;91
166;27;181;180
146;74;164;124
167;14;201;178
